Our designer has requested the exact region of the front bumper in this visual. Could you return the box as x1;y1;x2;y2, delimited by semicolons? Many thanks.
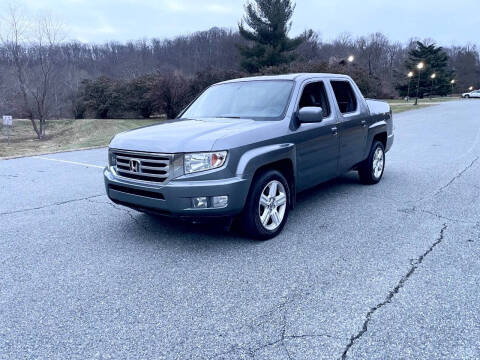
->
104;167;250;218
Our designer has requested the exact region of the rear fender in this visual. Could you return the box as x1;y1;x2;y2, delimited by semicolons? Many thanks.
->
365;99;393;157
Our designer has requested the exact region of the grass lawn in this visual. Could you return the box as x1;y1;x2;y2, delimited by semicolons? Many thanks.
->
386;96;458;113
0;119;158;159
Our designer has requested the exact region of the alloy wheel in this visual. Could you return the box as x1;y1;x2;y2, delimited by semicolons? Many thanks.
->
258;180;287;231
372;147;385;179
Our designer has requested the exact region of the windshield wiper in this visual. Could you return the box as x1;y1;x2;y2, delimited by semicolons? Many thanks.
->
217;116;241;119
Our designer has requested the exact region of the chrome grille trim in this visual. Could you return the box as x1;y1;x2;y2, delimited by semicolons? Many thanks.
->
116;156;169;165
110;149;173;184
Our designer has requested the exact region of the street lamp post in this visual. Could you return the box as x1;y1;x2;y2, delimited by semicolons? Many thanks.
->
450;79;455;95
430;73;436;100
338;55;355;66
414;62;424;106
406;71;414;102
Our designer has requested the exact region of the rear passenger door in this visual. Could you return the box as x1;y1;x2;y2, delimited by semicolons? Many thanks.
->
330;80;368;172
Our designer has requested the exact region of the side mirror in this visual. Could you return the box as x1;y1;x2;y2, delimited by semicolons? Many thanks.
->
297;107;323;123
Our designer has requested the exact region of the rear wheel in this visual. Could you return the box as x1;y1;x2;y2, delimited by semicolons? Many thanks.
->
241;170;290;240
358;141;385;185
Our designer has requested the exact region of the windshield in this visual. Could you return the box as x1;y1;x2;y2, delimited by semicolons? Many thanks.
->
181;80;294;120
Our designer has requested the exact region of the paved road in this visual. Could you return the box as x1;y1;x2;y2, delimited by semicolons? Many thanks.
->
1;100;479;360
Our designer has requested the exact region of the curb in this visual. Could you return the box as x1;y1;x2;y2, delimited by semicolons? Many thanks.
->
1;145;107;160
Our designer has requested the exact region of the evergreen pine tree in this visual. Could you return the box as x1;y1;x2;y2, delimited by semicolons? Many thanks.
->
238;0;310;73
403;41;454;97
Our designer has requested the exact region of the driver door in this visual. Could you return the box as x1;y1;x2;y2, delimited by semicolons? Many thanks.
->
293;81;340;191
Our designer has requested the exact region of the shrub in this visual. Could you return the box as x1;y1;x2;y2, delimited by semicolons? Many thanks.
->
80;77;125;119
124;76;155;118
80;63;384;119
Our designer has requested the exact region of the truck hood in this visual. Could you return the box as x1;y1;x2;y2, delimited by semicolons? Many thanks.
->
109;118;275;153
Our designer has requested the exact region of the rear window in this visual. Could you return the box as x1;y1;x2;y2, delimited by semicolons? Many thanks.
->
330;81;358;114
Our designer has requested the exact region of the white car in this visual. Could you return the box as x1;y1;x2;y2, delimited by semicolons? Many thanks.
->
462;90;480;98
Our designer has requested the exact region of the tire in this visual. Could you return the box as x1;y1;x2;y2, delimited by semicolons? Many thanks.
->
241;170;291;240
358;141;386;185
465;95;470;99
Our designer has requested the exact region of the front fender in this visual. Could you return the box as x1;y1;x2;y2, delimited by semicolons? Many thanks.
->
236;143;296;177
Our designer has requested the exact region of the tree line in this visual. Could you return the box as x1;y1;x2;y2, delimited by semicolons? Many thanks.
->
0;1;479;139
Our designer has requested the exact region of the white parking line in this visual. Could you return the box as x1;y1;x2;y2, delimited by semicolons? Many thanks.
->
36;156;105;169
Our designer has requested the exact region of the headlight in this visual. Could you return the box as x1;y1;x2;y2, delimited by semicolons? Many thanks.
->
108;149;116;167
184;151;227;174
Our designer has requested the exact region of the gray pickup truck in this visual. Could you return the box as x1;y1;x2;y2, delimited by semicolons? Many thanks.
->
104;73;393;239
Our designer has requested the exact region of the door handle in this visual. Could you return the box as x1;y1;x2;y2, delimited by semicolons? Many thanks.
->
361;120;367;128
331;127;338;136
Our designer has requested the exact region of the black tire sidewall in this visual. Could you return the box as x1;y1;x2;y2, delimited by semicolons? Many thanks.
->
359;140;385;184
243;170;290;240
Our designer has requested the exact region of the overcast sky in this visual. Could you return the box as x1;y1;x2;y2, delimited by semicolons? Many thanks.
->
9;0;480;46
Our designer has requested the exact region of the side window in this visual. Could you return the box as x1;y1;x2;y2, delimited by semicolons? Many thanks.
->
298;82;331;118
330;81;358;114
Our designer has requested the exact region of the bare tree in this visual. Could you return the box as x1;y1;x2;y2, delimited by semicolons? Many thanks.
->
355;33;390;76
0;4;35;132
150;72;192;119
0;4;64;139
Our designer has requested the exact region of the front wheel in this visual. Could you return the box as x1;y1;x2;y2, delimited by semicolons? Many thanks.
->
358;141;385;185
241;170;290;240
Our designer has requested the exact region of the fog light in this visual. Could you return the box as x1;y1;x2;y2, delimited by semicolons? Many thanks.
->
212;195;228;209
192;197;208;208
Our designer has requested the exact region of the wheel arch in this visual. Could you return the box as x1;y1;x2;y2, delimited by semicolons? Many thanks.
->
236;144;297;208
363;120;388;159
373;132;387;149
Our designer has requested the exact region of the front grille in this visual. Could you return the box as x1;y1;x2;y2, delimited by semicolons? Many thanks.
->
111;150;172;183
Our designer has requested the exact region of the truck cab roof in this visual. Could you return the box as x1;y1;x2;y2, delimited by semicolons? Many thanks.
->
218;73;353;85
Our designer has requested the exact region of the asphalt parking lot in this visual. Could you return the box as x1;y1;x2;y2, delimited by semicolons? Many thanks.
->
1;100;479;359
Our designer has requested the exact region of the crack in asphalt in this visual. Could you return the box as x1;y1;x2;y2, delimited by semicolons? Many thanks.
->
210;292;337;360
211;330;335;360
93;198;149;232
209;297;294;360
419;209;479;226
0;194;105;216
433;156;479;196
249;297;295;359
0;174;19;178
398;206;478;226
123;208;149;232
412;156;480;204
340;223;448;360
